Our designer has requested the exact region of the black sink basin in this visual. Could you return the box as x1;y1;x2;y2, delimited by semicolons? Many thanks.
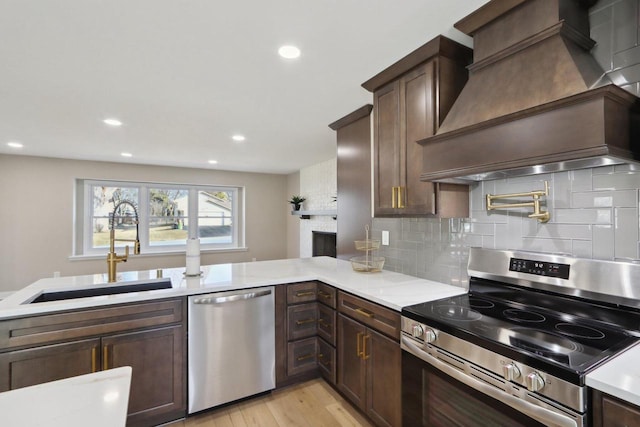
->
29;279;173;303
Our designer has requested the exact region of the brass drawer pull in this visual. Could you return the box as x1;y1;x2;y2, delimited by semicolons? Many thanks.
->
102;345;109;370
318;319;331;328
363;334;371;360
318;353;331;367
297;353;314;361
318;290;332;299
296;318;316;326
295;291;315;297
355;307;374;319
91;347;97;373
398;186;405;209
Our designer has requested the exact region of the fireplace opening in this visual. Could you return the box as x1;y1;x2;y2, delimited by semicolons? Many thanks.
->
312;231;336;258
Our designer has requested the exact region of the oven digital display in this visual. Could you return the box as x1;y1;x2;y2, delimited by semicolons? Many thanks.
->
509;258;570;279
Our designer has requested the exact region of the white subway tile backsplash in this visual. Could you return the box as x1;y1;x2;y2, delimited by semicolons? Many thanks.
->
572;240;593;258
571;190;636;208
593;171;640;190
615;207;639;259
593;225;615;259
569;169;594;191
554;208;613;224
553;171;571;208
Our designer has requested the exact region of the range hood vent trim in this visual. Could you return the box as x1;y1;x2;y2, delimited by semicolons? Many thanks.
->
418;0;640;183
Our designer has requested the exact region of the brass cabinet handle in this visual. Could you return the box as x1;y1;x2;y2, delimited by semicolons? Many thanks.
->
318;290;332;299
392;187;397;208
363;334;371;360
317;354;331;367
355;307;374;319
296;318;316;326
91;347;97;373
318;318;331;328
295;291;315;297
398;186;406;209
102;345;109;370
297;353;314;361
356;332;364;357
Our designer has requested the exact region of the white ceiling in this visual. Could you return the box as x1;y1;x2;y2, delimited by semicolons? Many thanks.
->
0;0;489;175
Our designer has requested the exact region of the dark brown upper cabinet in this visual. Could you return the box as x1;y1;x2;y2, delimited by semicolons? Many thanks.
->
362;35;472;217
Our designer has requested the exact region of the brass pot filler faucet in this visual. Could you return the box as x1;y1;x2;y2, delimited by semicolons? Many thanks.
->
107;200;141;282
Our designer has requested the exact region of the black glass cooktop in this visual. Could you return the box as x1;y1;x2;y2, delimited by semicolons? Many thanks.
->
402;278;640;382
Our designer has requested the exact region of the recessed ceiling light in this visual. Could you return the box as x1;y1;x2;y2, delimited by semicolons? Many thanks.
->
121;152;132;158
103;118;123;127
7;141;23;148
208;160;218;165
232;135;246;142
278;45;301;59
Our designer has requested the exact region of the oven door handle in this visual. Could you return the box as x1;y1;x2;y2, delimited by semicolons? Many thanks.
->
401;337;577;427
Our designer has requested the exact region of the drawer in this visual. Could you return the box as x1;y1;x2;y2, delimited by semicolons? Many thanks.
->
338;291;400;340
287;282;318;304
316;283;336;308
317;303;336;346
287;303;318;341
287;337;317;376
317;337;336;385
0;298;185;351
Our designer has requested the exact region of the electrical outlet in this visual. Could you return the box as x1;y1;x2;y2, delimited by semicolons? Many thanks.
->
382;230;389;246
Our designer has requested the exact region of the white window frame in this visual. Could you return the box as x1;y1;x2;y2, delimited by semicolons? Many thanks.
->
77;179;244;256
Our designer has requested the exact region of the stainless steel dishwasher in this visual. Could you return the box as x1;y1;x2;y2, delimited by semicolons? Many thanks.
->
188;286;275;414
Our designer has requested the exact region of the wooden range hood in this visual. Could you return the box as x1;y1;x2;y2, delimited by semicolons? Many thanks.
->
418;0;640;184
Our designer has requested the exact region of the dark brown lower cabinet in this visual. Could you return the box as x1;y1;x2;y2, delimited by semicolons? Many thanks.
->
592;389;640;427
104;326;185;427
338;313;401;427
0;338;99;390
0;298;186;427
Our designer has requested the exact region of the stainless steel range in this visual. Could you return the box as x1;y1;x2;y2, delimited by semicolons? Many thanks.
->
401;248;640;427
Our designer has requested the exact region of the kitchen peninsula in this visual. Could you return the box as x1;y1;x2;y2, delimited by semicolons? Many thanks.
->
0;257;465;318
0;256;465;426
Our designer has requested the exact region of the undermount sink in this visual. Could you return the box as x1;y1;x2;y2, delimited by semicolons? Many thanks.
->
28;278;173;304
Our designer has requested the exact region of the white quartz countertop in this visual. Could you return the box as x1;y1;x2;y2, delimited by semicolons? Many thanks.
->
586;343;640;407
0;256;466;319
0;366;132;426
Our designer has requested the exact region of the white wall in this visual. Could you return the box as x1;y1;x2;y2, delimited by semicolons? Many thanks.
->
286;171;300;258
298;158;337;257
0;154;288;292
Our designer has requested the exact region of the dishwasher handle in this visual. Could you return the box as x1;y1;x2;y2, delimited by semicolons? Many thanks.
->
192;289;272;305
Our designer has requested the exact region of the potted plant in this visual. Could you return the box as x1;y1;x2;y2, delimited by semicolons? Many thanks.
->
288;195;306;211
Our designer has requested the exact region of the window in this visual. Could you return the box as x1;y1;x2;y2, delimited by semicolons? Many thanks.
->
77;180;243;255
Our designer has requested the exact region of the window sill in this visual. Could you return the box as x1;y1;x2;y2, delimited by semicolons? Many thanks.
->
69;246;249;261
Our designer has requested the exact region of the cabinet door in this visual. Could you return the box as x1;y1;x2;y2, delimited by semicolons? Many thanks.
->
337;314;367;410
592;389;640;427
373;80;401;215
0;338;99;392
317;337;336;385
103;325;185;427
401;61;437;215
366;328;401;427
288;302;318;341
287;337;318;377
317;303;336;346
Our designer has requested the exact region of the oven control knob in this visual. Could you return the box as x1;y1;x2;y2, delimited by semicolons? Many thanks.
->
424;328;437;344
411;324;424;338
502;363;520;381
525;372;545;392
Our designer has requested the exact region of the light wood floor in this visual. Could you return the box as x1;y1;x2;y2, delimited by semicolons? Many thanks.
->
175;378;373;427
